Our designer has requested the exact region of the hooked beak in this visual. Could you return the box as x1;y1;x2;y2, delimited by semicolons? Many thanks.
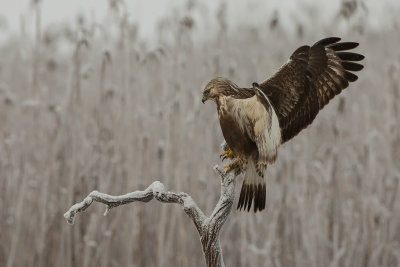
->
202;95;208;104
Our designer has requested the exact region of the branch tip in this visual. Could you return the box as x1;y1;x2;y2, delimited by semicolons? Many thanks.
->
213;165;226;179
64;212;75;225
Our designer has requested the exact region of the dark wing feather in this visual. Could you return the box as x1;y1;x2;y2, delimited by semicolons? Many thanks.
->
260;37;364;143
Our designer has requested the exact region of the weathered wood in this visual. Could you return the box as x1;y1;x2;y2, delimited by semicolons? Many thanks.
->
64;165;236;267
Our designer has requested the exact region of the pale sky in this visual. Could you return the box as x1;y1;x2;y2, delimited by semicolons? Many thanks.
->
0;0;399;41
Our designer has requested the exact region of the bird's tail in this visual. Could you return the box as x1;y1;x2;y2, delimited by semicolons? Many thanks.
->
237;158;266;212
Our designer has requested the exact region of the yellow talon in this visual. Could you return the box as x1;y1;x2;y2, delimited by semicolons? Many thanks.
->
220;149;235;161
224;165;240;174
220;150;229;158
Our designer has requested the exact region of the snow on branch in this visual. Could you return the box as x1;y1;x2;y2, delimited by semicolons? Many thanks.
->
64;165;236;267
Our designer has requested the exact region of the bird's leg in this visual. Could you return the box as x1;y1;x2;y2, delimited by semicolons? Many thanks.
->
224;158;242;175
220;149;235;161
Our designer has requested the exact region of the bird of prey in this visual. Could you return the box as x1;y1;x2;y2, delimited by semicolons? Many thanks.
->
201;37;364;212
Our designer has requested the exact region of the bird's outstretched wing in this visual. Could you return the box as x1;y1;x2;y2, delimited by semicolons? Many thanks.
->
259;37;364;143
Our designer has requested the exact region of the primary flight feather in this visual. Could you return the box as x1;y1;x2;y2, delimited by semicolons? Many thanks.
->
201;37;364;212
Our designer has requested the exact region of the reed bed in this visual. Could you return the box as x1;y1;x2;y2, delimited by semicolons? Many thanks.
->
0;1;399;266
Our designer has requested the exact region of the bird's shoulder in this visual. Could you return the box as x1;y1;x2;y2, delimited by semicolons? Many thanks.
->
222;95;268;125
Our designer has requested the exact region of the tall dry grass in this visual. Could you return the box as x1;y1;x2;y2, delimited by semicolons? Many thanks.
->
0;1;399;267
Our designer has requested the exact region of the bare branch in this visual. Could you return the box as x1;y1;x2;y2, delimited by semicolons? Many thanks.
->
64;181;207;228
64;166;237;267
208;165;235;232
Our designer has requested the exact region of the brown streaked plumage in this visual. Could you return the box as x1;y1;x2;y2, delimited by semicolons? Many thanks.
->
202;37;364;212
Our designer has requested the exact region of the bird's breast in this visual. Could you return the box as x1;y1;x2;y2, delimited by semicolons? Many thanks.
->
218;107;257;159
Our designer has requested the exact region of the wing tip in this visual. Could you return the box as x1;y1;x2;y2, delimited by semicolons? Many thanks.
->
337;52;365;61
327;41;360;51
343;71;359;82
314;37;341;46
341;61;364;71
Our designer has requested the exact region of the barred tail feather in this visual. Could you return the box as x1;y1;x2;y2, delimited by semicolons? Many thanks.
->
237;159;266;212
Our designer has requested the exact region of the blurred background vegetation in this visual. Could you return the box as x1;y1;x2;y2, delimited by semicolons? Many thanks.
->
0;0;399;266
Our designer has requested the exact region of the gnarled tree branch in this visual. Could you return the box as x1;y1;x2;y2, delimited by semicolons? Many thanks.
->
64;165;236;267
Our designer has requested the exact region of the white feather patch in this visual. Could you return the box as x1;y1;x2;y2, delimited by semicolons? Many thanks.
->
257;89;281;163
245;158;264;185
265;100;281;162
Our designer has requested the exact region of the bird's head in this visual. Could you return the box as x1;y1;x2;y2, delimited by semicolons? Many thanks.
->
202;77;239;103
202;80;219;104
